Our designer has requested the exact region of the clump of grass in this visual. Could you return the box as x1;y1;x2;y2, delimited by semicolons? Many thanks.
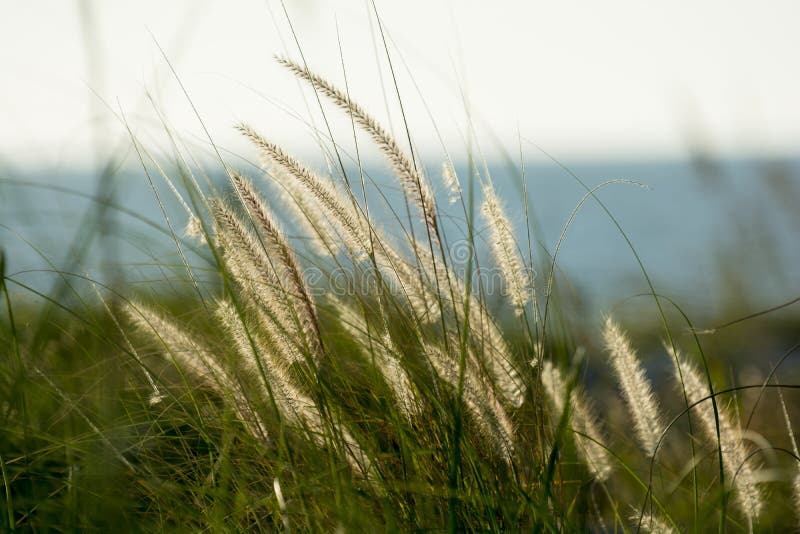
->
103;59;800;531
3;55;800;532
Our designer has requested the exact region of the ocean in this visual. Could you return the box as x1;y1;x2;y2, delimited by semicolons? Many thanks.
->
3;156;798;320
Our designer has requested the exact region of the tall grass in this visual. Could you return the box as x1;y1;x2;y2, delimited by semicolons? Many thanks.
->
2;56;800;532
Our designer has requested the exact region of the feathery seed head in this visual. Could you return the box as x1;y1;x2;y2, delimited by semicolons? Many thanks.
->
185;215;206;243
481;184;531;315
231;172;323;359
669;347;763;521
777;387;800;527
275;57;439;240
237;123;370;259
602;316;663;455
441;161;461;204
629;509;676;534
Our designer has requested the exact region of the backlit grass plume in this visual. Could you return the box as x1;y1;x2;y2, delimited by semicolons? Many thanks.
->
778;388;800;527
230;172;322;356
441;161;461;204
236;124;370;257
481;183;531;316
669;346;764;523
276;56;438;240
215;299;373;478
602;316;663;454
426;343;516;464
630;509;677;534
541;360;612;481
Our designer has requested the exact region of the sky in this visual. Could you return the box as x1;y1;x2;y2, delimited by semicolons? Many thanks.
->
2;0;800;170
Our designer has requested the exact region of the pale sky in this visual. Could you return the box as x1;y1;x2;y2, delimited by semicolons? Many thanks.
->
2;0;799;170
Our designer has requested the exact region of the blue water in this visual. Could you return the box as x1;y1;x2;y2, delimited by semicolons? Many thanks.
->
2;156;799;319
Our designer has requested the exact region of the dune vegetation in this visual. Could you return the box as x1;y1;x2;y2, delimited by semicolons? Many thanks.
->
2;54;800;533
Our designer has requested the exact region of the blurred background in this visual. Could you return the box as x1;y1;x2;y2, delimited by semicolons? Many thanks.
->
2;0;799;321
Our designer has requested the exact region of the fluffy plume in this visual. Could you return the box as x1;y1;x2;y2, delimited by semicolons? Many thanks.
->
603;316;663;454
441;162;461;204
184;215;206;243
211;198;278;289
237;124;370;257
230;171;322;359
237;123;442;327
629;509;676;534
125;301;225;387
274;478;289;531
481;183;531;315
541;360;612;481
211;199;303;360
778;388;800;527
272;165;341;256
94;282;164;405
230;144;340;256
276;57;438;240
215;299;306;422
669;347;763;522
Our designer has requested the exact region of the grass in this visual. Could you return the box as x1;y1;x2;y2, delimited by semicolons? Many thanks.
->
1;53;800;533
